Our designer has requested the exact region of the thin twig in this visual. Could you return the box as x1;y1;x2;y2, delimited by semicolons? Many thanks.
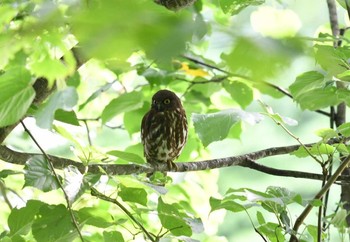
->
0;180;13;209
20;121;85;242
82;120;92;146
289;155;350;242
90;187;156;242
181;55;331;117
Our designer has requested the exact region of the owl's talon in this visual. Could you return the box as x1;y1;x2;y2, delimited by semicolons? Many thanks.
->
167;160;178;171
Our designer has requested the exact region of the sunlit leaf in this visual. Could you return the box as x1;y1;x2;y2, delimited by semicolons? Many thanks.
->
0;169;21;178
291;144;336;158
79;81;117;111
35;87;78;129
77;207;114;228
0;67;35;127
222;37;289;79
192;109;263;146
107;150;145;164
223;81;253;108
24;156;60;192
103;231;124;242
101;91;143;124
314;45;350;80
32;204;78;241
119;185;148;206
315;128;338;141
289;71;325;99
158;197;192;236
337;122;350;137
209;197;246;213
8;200;43;236
54;110;80;126
72;0;194;64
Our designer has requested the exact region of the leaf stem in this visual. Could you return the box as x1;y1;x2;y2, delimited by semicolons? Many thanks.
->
20;120;85;242
90;187;156;242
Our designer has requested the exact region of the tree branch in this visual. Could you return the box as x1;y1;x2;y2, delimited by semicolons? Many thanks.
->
1;144;349;182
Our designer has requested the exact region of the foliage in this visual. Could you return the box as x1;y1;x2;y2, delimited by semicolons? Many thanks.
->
1;0;350;241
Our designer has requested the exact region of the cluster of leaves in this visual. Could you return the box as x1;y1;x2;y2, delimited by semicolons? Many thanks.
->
1;0;350;241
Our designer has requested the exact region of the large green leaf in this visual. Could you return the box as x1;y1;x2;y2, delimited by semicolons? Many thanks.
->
223;81;253;108
32;204;78;241
289;71;325;99
314;45;350;80
24;156;60;192
288;71;347;110
101;91;143;124
77;207;115;228
222;37;288;79
192;109;263;146
219;0;265;15
35;87;78;129
157;197;192;236
0;67;35;127
8;200;44;237
103;231;124;242
119;185;148;206
27;30;76;86
71;0;194;64
107;150;145;164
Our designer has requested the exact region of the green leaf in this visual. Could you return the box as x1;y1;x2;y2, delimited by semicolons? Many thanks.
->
315;128;338;141
0;67;35;127
0;5;18;27
289;71;344;110
337;123;350;137
27;30;76;86
8;200;44;236
223;81;253;108
0;169;21;178
101;92;143;124
119;185;148;206
24;156;60;192
54;110;80;126
63;166;87;203
289;71;325;99
291;144;336;158
314;45;350;79
158;197;192;236
35;87;78;129
32;204;78;241
103;231;124;242
209;197;246;213
219;0;265;15
257;222;284;242
222;37;288;79
77;207;114;228
72;0;194;64
192;109;263;146
107;150;145;164
256;211;266;225
124;104;149;135
79;81;117;111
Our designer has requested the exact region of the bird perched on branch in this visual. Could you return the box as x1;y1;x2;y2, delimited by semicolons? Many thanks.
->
141;90;188;172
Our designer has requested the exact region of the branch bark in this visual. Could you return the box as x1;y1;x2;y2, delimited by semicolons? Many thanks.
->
1;144;350;183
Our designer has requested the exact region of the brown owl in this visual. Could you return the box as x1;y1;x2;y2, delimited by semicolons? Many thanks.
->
141;90;188;171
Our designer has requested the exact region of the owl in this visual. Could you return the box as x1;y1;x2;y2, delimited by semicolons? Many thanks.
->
141;90;188;171
154;0;196;11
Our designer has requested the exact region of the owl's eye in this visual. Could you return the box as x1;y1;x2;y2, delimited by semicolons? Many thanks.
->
163;99;171;104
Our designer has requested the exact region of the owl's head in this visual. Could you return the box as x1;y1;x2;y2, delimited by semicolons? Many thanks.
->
151;89;182;112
